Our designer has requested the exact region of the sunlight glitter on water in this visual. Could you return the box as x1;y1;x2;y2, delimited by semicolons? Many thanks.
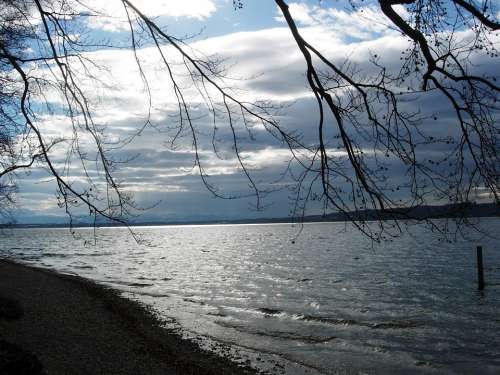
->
1;219;500;374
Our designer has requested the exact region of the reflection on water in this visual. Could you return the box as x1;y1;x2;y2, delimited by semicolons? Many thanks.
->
1;220;500;374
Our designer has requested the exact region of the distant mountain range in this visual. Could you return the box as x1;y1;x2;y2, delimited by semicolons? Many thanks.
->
9;202;498;229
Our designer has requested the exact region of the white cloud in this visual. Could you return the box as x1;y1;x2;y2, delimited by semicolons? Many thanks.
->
16;194;59;212
275;2;407;41
123;182;188;192
79;0;217;32
275;3;315;25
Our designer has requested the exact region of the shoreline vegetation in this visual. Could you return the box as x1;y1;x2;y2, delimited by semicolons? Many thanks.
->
0;259;256;375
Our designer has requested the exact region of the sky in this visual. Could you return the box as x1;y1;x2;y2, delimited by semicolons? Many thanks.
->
10;0;500;224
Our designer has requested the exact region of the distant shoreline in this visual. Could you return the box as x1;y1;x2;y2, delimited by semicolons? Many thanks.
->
0;259;255;375
7;202;499;229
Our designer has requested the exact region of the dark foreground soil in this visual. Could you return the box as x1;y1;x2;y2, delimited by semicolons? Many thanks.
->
0;259;256;375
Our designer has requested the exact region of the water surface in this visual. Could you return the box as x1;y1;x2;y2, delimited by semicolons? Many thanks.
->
1;220;499;374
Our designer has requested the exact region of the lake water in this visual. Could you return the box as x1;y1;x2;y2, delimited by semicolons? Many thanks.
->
1;219;499;374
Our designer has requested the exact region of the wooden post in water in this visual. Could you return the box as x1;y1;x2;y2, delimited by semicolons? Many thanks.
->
477;246;485;291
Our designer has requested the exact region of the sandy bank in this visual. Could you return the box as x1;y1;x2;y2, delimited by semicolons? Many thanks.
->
0;259;255;374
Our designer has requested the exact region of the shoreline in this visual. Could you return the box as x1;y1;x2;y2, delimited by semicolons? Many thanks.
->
7;202;498;229
0;259;256;375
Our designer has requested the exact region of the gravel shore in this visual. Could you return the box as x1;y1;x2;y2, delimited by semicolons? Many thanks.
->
0;259;255;375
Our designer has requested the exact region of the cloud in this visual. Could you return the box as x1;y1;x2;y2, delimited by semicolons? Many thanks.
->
274;2;407;41
13;6;499;222
79;0;217;32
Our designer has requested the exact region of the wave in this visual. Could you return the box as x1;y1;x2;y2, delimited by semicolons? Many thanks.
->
214;320;337;344
74;252;116;257
37;253;69;258
252;307;419;330
207;311;227;318
12;251;116;258
126;282;155;288
137;276;158;281
257;307;282;315
183;298;207;306
70;264;94;270
98;279;155;288
128;290;171;298
9;247;40;251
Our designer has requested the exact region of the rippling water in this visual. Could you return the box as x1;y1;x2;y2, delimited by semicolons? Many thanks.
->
1;219;500;374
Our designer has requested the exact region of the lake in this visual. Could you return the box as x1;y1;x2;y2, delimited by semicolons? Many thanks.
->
1;219;499;374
